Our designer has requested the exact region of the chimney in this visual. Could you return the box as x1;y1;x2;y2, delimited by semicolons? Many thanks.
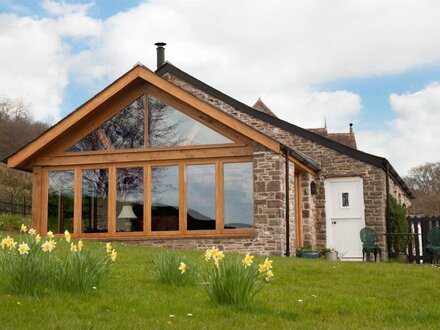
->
349;123;353;134
155;42;166;69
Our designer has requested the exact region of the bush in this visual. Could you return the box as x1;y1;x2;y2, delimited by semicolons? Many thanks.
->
388;195;408;256
0;214;31;232
151;251;197;287
0;226;117;295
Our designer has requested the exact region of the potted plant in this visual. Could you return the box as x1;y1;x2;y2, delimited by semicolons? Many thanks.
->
296;246;319;259
322;248;338;261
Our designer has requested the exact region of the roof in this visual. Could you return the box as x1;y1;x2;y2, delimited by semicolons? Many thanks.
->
4;64;319;174
252;98;278;117
156;63;414;199
309;127;357;149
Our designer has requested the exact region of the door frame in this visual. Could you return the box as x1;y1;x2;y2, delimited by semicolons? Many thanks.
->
324;177;365;258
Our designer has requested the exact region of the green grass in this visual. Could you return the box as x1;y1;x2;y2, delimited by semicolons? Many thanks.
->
0;238;439;329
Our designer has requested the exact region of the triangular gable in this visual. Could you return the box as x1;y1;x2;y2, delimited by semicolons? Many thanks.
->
6;64;317;175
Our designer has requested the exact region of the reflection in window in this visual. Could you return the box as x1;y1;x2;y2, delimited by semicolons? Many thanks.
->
82;169;109;233
151;166;179;231
187;164;216;230
47;171;74;234
342;192;349;207
67;95;145;152
148;95;233;147
224;162;253;229
116;168;143;232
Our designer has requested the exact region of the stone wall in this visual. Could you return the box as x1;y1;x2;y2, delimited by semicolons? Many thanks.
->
162;72;400;253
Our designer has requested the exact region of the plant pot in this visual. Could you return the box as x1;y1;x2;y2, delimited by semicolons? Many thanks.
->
325;251;338;261
301;250;319;259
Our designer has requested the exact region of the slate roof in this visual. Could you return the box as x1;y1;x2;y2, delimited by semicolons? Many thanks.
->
156;62;414;199
309;127;357;149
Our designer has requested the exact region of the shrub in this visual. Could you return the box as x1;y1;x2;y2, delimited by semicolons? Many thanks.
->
0;214;31;232
388;195;408;256
200;248;274;308
151;251;197;287
0;225;117;295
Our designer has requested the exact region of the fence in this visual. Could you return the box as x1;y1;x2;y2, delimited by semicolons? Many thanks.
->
0;191;32;217
407;216;440;264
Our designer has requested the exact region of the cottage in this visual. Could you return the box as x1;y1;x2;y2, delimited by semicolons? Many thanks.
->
5;43;413;260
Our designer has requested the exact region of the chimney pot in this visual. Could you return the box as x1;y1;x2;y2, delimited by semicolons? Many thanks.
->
155;42;166;69
349;123;353;133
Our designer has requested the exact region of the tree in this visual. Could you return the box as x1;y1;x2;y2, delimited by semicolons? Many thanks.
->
405;162;440;216
0;97;49;194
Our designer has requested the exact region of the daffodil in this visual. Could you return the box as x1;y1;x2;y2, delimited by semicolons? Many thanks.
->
47;231;54;239
35;234;41;243
242;253;254;268
216;251;224;261
210;246;219;259
42;239;56;252
28;228;36;236
263;258;273;269
0;240;5;249
70;243;78;252
214;258;220;268
258;263;266;273
20;224;27;233
204;249;212;261
64;230;71;243
78;240;84;251
178;262;187;274
18;243;30;255
106;243;112;253
110;249;117;261
265;270;274;281
4;236;17;250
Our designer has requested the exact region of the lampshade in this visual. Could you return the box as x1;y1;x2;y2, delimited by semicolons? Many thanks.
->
117;205;137;219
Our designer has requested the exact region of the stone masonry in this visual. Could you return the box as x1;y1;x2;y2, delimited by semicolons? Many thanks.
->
162;72;411;255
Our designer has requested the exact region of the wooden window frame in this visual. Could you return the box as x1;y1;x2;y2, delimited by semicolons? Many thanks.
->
41;156;255;240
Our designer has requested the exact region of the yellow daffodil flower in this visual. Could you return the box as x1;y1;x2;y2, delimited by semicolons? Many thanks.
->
214;258;220;268
47;231;54;239
106;243;112;253
5;236;17;250
78;240;84;251
210;246;219;258
263;258;273;269
178;262;187;274
0;240;5;249
242;253;254;268
204;249;212;261
20;224;28;233
41;241;51;252
18;243;30;255
49;239;57;250
110;249;117;261
70;243;78;252
35;234;41;243
28;228;36;236
64;230;71;243
216;251;225;261
265;270;274;281
258;263;266;273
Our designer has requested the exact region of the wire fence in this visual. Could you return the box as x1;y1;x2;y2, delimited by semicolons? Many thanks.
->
0;190;31;217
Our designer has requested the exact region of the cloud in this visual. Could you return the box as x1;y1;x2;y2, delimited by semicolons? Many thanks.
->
357;83;440;174
41;0;94;16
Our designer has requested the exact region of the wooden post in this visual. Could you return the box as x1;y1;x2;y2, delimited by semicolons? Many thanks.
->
31;167;43;232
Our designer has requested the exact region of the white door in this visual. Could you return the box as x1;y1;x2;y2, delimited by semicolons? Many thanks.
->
325;177;365;260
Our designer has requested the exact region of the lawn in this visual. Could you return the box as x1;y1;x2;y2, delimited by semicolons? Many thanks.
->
0;232;440;329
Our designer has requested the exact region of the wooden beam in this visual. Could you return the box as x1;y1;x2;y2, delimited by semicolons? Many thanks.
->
31;167;42;231
289;155;317;175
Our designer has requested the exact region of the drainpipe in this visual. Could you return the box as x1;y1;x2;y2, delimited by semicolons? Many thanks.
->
282;146;291;257
385;161;391;258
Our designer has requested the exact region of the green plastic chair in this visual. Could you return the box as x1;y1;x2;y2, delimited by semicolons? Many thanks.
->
426;227;440;264
360;227;382;262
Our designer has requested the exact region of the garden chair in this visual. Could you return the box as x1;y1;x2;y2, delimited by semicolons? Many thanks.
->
360;227;382;262
426;227;440;264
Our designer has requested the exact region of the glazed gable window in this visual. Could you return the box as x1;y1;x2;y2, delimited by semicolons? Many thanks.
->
66;94;234;152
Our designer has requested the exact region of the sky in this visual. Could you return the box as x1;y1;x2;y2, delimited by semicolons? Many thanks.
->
1;0;440;175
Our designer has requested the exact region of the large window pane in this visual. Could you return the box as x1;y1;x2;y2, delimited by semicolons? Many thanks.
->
148;95;233;147
224;162;254;229
82;169;108;233
47;171;74;234
151;166;179;231
67;95;145;152
187;164;215;230
116;168;144;233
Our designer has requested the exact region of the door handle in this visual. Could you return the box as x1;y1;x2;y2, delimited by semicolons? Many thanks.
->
332;221;337;224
